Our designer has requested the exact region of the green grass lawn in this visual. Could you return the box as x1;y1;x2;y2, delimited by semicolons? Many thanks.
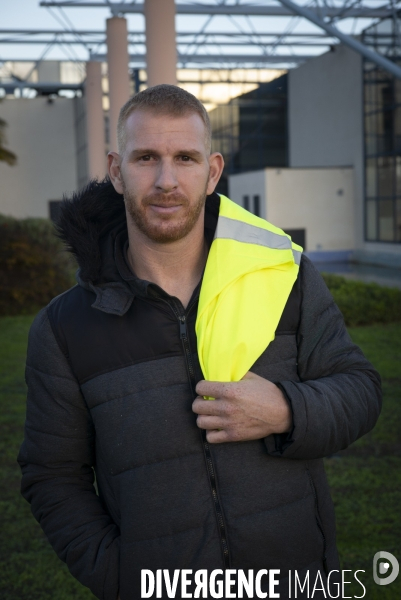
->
0;316;96;600
0;316;400;599
323;324;401;599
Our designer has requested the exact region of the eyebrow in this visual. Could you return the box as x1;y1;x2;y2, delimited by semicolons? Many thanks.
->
129;149;155;158
129;148;204;160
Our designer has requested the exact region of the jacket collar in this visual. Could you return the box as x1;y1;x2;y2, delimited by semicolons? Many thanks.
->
57;177;220;316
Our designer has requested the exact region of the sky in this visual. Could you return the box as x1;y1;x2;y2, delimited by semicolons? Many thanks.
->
1;0;147;62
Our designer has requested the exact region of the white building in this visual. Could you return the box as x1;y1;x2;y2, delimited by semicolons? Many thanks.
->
0;94;87;220
1;33;400;267
229;167;355;261
228;41;401;267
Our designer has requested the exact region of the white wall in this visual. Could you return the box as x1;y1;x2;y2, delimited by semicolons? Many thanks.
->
228;169;266;219
0;96;78;218
266;167;355;252
288;45;364;252
288;44;401;262
228;167;355;253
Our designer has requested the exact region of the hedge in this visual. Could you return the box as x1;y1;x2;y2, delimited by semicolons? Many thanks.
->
322;272;401;327
1;213;400;325
0;215;75;316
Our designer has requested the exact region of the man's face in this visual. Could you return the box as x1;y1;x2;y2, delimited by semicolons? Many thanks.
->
109;109;221;244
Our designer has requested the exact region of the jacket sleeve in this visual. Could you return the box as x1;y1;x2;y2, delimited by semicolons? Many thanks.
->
17;307;120;600
265;256;382;460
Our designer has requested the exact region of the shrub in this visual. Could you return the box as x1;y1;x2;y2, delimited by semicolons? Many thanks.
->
322;273;401;327
1;216;400;326
0;215;76;316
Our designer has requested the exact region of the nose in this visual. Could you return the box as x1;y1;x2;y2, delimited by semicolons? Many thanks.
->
154;158;178;193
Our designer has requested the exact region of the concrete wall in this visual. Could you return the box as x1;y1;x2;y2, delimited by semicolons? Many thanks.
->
228;167;355;255
288;44;401;263
0;96;78;218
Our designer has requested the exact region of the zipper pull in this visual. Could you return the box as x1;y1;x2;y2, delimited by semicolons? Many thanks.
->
179;316;187;338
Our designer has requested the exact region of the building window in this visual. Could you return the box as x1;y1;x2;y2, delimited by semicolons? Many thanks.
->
284;228;306;250
362;17;401;243
49;200;62;223
253;195;260;217
242;194;261;216
210;74;288;196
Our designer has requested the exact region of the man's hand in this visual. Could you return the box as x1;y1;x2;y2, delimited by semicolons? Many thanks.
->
193;372;292;443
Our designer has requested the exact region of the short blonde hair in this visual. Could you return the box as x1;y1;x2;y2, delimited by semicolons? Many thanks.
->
117;84;212;154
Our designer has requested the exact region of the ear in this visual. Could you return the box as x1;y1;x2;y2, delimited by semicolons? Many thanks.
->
107;152;124;195
207;153;225;195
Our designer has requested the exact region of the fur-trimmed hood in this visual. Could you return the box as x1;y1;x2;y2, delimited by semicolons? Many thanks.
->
57;177;126;284
55;178;220;315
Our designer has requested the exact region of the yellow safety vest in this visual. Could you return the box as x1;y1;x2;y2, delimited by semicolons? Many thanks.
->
196;194;303;382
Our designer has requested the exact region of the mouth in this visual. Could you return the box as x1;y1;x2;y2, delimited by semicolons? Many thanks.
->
149;204;182;215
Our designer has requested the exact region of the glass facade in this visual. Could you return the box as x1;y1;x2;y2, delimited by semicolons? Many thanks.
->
209;74;288;195
363;18;401;243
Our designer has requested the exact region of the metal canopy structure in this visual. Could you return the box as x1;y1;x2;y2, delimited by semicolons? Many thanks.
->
0;0;400;77
95;52;313;64
0;29;339;47
38;1;399;19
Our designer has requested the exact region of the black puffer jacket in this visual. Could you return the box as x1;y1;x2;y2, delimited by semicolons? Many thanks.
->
18;180;381;600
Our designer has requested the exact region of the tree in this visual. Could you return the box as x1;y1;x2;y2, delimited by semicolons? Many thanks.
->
0;117;17;166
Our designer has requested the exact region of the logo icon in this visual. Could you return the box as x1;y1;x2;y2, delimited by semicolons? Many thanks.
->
373;551;399;586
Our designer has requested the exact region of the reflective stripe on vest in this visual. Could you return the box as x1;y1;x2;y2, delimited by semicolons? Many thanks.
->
196;194;303;382
215;215;302;266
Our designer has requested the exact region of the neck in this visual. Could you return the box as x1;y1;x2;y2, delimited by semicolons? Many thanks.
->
126;213;208;309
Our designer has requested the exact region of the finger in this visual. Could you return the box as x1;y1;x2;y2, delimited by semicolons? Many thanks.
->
192;397;224;416
195;379;227;399
196;415;226;430
206;429;231;444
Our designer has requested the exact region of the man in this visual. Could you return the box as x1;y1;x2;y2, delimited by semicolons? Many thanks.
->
18;84;381;600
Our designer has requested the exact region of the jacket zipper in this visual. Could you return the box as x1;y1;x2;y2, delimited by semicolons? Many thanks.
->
202;430;230;566
307;469;328;575
170;300;230;569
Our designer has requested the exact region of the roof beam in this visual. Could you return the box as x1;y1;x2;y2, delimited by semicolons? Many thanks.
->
278;0;401;79
0;57;289;66
0;29;337;38
38;2;397;19
0;79;285;86
87;52;311;65
0;82;83;93
0;38;332;47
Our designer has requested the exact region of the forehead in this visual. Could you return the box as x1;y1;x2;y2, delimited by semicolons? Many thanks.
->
124;109;207;151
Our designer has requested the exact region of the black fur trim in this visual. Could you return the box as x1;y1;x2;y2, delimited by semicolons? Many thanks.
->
56;177;125;283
